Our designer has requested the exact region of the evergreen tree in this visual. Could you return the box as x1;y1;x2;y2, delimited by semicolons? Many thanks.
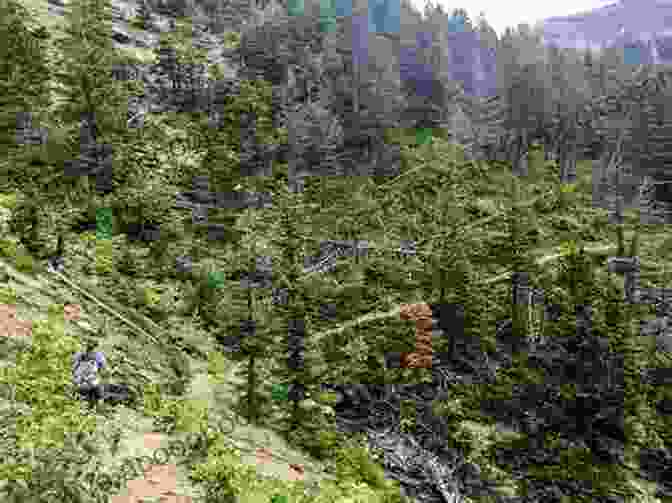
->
51;0;132;146
43;0;140;259
224;209;278;425
0;0;52;159
602;264;655;455
0;0;56;255
153;17;209;114
255;180;320;437
421;200;480;361
505;175;545;349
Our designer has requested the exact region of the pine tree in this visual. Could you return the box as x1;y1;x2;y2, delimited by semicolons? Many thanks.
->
0;0;52;159
43;0;138;262
51;0;131;146
505;175;545;350
224;211;278;425
223;266;267;423
421;201;479;361
255;181;321;437
1;0;55;255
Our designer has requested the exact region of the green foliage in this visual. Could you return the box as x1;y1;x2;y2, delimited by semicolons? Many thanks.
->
14;249;36;273
51;0;132;140
142;365;208;432
332;435;393;490
158;17;209;68
0;0;52;149
526;445;651;502
8;193;52;256
0;317;98;456
287;424;345;461
0;237;19;259
140;285;162;310
197;77;285;190
190;429;408;503
494;360;545;386
94;238;114;275
555;239;599;307
0;192;18;210
2;8;672;502
142;381;165;416
0;284;18;304
221;31;241;50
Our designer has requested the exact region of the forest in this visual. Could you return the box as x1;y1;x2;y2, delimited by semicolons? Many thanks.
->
1;0;672;501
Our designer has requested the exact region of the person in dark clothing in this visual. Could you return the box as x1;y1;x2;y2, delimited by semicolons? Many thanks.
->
72;341;107;407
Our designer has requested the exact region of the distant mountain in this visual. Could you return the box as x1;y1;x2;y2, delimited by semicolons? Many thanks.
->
538;0;672;63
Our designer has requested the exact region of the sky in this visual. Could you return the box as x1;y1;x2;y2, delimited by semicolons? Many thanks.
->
407;0;622;36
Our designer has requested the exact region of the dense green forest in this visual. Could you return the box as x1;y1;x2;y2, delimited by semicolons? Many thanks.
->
1;0;672;501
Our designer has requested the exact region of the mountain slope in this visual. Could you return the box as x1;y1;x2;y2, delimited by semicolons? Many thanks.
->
539;0;672;61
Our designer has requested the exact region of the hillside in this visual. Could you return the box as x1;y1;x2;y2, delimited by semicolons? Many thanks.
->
2;143;672;503
2;0;672;501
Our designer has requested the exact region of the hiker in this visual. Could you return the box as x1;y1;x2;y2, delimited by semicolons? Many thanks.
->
72;341;107;406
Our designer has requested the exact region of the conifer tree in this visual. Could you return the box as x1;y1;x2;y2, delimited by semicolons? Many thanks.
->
422;202;480;361
1;0;55;255
602;263;655;454
0;0;52;159
256;180;320;437
224;209;278;425
505;174;544;349
153;17;209;115
44;0;140;259
51;0;132;147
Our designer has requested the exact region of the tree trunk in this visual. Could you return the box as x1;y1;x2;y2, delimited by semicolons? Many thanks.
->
544;144;557;162
510;130;528;177
559;143;577;185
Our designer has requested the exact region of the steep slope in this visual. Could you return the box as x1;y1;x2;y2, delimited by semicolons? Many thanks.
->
0;246;341;503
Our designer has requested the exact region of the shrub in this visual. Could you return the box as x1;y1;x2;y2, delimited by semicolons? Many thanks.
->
189;429;408;503
0;317;98;460
142;286;161;309
0;192;18;210
0;238;18;258
332;434;389;491
14;249;35;273
94;239;114;275
287;425;343;461
0;285;18;304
